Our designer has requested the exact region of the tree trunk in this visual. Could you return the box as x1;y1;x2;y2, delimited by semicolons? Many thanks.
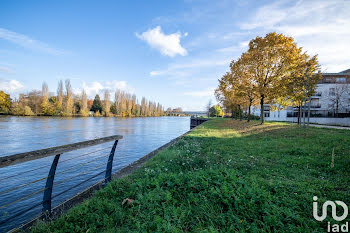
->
336;99;339;117
302;100;306;127
247;100;252;122
297;105;301;125
238;105;242;121
307;96;311;128
231;108;234;119
260;95;265;124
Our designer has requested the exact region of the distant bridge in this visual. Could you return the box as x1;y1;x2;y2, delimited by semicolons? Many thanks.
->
168;111;207;117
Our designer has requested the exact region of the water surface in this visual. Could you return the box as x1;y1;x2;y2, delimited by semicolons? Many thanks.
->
0;116;189;232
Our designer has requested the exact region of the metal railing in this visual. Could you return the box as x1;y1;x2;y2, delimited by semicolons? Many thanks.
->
190;116;208;129
0;135;122;228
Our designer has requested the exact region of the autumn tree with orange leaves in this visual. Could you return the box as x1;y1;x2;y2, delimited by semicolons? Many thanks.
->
216;32;320;124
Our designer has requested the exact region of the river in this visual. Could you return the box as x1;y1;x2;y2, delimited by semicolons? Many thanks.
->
0;116;190;232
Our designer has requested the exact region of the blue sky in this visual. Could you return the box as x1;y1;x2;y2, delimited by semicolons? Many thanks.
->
0;0;349;110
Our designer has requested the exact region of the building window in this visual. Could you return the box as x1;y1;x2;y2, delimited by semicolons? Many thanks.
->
311;98;319;104
325;77;333;83
336;77;346;83
264;113;270;118
329;88;335;96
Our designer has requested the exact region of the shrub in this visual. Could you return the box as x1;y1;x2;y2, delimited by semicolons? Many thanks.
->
24;106;35;116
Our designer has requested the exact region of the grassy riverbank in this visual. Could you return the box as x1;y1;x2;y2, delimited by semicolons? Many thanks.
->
33;119;350;232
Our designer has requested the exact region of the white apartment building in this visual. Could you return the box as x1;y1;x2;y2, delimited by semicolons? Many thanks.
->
251;68;350;126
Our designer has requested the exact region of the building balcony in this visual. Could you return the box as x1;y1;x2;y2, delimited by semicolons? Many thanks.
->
313;92;322;97
310;104;321;108
292;104;321;109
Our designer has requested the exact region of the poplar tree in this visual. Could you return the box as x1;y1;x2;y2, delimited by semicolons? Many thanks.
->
41;82;49;115
120;91;126;116
104;90;110;116
126;93;132;116
80;89;89;116
131;94;136;115
114;90;121;115
141;97;146;116
65;79;73;116
57;80;64;114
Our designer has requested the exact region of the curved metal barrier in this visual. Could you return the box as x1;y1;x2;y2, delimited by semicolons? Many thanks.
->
0;135;122;228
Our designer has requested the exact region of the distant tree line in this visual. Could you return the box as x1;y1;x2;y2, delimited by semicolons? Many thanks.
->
0;80;170;117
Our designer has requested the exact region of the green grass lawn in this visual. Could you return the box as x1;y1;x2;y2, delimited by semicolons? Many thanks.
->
33;119;350;232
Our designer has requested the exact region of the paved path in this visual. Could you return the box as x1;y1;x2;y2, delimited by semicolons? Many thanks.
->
308;124;350;130
288;122;350;130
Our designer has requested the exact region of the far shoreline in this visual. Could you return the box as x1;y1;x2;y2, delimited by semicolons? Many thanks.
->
0;114;191;118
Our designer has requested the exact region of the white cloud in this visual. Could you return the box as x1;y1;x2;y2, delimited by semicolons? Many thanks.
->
0;27;68;55
150;57;230;77
239;40;249;48
150;70;165;76
0;66;13;73
0;79;24;93
240;1;288;30
184;88;214;97
216;40;250;53
105;80;127;90
78;80;134;98
240;0;350;72
82;82;104;97
136;26;188;57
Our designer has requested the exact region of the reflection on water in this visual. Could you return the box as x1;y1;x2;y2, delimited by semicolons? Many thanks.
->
0;116;189;232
